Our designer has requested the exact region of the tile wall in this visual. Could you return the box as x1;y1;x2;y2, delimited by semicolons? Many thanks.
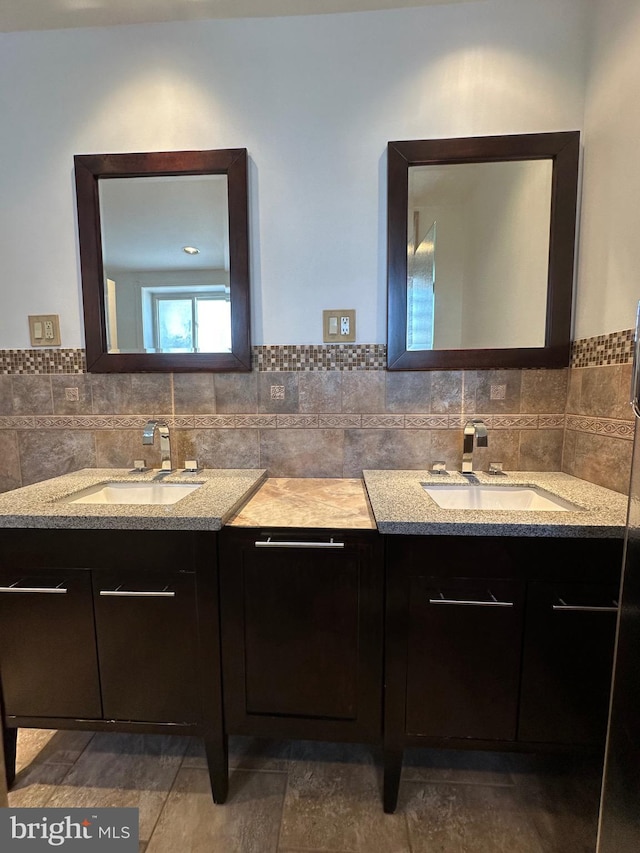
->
0;335;634;495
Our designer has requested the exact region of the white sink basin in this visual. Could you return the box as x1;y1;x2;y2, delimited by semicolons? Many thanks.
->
421;483;580;512
66;481;202;506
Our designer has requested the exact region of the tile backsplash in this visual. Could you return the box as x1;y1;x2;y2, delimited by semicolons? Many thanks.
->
0;333;634;495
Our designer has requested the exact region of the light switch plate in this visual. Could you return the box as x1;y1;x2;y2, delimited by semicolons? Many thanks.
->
323;309;356;343
29;314;61;347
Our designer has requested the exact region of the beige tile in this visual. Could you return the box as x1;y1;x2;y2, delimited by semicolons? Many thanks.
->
258;373;299;414
176;428;259;469
579;366;619;418
8;762;70;808
561;428;577;475
385;372;431;414
341;372;385;414
613;363;634;421
565;368;582;414
280;751;408;853
402;781;546;853
95;430;163;469
18;429;96;486
520;369;568;414
182;736;292;773
0;430;21;492
518;430;564;471
343;428;430;478
259;429;344;477
173;374;216;414
131;375;173;415
12;376;53;415
471;430;520;472
91;375;134;415
429;429;464;472
214;373;258;414
430;371;463;413
146;767;286;853
16;729;94;773
51;375;92;415
0;376;14;415
401;748;514;787
465;370;523;414
299;373;342;413
573;432;632;494
46;733;187;842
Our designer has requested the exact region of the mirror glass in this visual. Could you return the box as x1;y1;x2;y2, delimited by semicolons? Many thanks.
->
74;148;250;373
407;160;552;351
387;132;580;370
100;174;231;355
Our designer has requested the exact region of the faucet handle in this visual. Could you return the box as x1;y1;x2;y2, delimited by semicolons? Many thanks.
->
133;459;147;472
431;461;448;475
184;459;200;473
488;461;505;475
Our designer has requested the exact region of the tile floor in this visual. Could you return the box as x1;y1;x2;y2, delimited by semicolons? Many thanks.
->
7;729;603;852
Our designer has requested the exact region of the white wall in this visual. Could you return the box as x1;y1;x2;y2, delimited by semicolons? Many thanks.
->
574;0;640;339
0;0;588;347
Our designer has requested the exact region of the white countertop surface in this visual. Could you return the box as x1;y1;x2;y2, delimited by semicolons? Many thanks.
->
0;468;267;531
362;470;628;537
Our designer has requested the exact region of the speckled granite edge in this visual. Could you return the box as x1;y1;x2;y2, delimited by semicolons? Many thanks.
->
0;468;267;531
362;470;628;538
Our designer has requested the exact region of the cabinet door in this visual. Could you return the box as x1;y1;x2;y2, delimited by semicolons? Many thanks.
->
519;581;618;745
220;530;383;741
406;577;524;740
93;570;200;723
0;568;101;719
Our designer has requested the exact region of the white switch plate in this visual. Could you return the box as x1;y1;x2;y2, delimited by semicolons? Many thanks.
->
29;314;61;347
323;309;356;343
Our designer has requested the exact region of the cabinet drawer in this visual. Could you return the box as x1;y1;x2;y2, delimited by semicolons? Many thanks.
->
519;581;619;745
406;577;524;740
93;570;200;723
0;568;101;719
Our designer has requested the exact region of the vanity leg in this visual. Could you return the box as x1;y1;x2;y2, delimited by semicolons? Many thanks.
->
383;747;403;813
3;725;17;791
204;732;228;804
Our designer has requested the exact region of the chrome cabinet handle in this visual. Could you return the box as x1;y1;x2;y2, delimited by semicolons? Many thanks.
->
553;598;618;612
0;583;67;594
99;586;175;598
429;591;513;607
255;537;345;549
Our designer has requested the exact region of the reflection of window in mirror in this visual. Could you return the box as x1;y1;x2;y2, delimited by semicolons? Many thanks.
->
99;173;231;355
407;214;436;351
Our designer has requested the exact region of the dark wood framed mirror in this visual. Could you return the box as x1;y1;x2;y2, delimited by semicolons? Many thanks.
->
387;131;580;370
74;148;251;372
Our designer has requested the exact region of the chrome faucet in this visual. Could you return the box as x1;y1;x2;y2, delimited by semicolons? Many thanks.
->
142;420;173;471
462;419;488;474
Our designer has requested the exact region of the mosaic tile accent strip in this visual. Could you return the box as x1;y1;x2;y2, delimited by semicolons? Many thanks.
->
252;344;387;371
0;348;86;375
566;414;634;441
571;329;634;368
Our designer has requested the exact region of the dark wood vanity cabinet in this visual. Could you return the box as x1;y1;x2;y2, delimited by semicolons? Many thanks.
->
219;527;384;743
0;528;227;802
383;534;623;812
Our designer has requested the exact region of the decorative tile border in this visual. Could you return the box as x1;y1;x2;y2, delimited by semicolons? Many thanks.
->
0;349;86;375
252;344;387;371
566;414;634;441
571;329;634;368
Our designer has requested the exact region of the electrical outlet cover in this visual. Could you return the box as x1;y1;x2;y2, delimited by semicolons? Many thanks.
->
323;309;355;343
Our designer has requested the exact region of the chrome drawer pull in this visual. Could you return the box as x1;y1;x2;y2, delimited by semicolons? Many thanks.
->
255;537;345;549
429;591;513;607
553;598;619;613
100;585;175;598
0;582;67;594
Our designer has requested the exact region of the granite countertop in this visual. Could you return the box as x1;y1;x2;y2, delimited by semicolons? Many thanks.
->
362;470;628;538
0;468;267;531
229;478;377;529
